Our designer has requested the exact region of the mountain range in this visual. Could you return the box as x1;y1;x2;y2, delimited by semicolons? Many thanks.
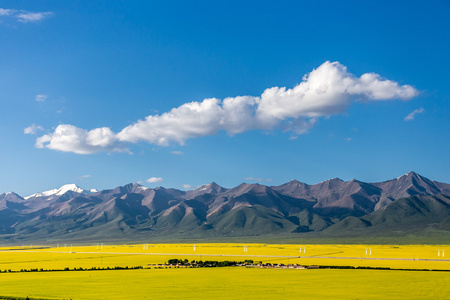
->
1;172;449;243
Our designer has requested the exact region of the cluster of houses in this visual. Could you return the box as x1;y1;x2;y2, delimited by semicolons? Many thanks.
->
147;259;319;269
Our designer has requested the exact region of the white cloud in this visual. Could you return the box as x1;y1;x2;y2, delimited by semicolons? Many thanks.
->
24;124;43;135
182;184;192;189
86;127;117;147
117;61;418;145
117;98;227;145
16;11;52;23
34;61;419;154
345;137;352;142
35;94;47;102
245;177;273;182
0;9;52;23
81;175;91;178
255;62;418;125
404;107;424;121
35;124;128;154
285;118;317;139
0;8;13;16
146;177;163;183
171;151;184;155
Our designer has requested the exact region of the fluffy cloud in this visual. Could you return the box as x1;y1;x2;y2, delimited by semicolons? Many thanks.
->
182;184;192;189
404;107;425;121
0;8;52;23
117;98;226;145
35;94;47;102
256;62;418;124
34;61;419;154
24;124;44;135
146;177;163;183
35;124;128;154
117;61;418;145
0;8;12;16
16;11;52;23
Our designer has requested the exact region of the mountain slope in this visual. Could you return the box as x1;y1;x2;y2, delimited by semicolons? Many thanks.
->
323;194;450;235
0;173;449;242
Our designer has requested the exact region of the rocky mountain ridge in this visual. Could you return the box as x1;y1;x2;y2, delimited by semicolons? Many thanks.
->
1;172;449;241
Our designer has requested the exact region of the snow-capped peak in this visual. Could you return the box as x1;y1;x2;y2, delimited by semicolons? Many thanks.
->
198;184;209;191
197;183;216;191
396;171;416;180
25;184;98;199
317;177;343;184
136;184;148;191
194;182;224;193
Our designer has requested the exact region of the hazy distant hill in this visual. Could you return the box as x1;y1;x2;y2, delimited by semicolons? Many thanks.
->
1;172;449;242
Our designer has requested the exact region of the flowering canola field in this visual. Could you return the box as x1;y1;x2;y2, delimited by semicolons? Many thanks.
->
0;243;449;299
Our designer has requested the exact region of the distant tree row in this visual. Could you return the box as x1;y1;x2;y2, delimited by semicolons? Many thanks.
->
2;263;447;274
167;259;256;267
0;266;143;273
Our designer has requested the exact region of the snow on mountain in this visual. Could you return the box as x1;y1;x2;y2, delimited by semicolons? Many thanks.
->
24;184;98;199
396;171;416;180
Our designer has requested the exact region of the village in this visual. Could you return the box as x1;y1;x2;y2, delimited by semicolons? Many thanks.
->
148;259;318;269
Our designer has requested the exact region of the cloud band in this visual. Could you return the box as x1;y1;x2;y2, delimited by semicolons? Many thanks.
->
33;61;419;154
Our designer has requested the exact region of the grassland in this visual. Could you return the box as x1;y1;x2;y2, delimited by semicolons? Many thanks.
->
0;243;449;299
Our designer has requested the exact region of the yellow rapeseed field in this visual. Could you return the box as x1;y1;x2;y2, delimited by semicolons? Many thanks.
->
1;243;448;271
0;243;449;299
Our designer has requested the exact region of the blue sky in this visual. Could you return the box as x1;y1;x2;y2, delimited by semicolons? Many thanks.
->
1;1;449;196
